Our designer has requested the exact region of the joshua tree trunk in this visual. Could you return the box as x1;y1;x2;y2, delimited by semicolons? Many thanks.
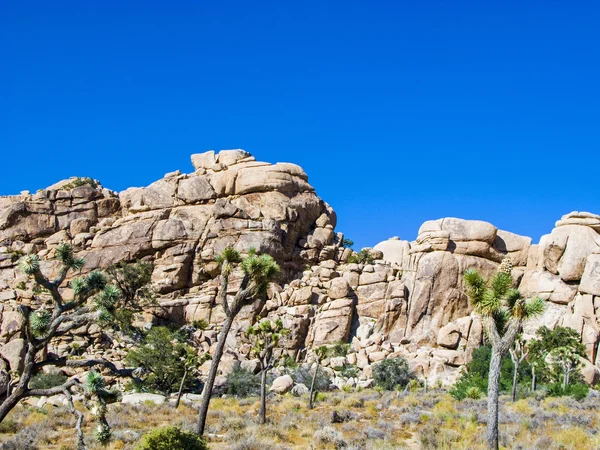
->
0;343;37;423
259;368;267;424
308;361;319;410
531;366;536;392
511;360;518;402
175;368;188;410
196;315;234;435
487;348;503;450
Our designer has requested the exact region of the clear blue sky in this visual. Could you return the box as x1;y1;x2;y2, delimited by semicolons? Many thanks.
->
2;1;599;249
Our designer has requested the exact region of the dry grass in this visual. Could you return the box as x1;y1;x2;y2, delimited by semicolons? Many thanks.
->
0;389;599;449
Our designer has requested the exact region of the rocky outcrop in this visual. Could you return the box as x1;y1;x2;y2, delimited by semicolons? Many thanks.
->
1;152;599;387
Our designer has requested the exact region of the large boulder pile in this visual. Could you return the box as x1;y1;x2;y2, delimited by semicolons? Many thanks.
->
0;151;599;388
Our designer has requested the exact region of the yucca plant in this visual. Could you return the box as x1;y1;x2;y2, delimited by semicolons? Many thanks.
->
196;246;280;435
463;258;544;450
465;385;484;400
246;318;289;424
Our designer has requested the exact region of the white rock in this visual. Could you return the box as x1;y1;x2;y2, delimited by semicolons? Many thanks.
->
121;393;166;405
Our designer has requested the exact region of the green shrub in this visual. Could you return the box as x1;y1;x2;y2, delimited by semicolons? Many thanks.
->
126;327;198;395
547;382;589;400
29;372;68;390
372;357;414;391
337;364;360;378
0;418;18;434
192;319;209;330
347;249;374;265
226;366;260;397
329;342;351;357
342;238;354;249
450;345;529;400
135;426;208;450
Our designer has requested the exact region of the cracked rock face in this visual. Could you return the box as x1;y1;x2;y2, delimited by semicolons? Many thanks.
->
1;153;599;387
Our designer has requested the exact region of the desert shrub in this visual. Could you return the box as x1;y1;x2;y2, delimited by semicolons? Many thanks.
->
406;378;421;392
338;364;360;378
372;357;414;391
450;345;529;400
329;342;351;357
364;426;386;440
126;326;198;394
227;432;280;450
0;422;48;450
61;177;98;190
29;372;68;390
314;426;347;449
292;366;331;392
547;382;589;400
135;426;208;450
192;319;209;330
0;418;18;433
347;249;374;265
226;366;260;397
331;409;358;423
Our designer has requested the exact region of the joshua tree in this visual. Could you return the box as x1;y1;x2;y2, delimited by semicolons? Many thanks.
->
309;345;329;409
246;318;289;424
508;336;528;401
0;243;132;424
84;370;119;446
463;258;544;450
196;247;280;435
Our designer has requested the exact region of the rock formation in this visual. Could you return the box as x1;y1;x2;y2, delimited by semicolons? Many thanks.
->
0;150;599;390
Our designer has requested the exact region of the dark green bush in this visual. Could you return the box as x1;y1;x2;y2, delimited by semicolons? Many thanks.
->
126;327;197;395
347;249;374;265
225;366;260;397
372;357;414;391
450;345;530;400
337;364;360;378
547;382;589;400
29;372;68;390
135;426;208;450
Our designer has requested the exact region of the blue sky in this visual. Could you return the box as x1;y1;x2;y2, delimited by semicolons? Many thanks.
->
1;1;599;249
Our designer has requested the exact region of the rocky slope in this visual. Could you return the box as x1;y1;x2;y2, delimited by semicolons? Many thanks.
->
0;150;599;389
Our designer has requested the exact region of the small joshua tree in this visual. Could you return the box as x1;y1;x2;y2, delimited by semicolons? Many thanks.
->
0;243;131;425
84;370;118;445
246;318;289;424
196;247;280;435
463;258;544;450
309;346;329;409
508;336;528;401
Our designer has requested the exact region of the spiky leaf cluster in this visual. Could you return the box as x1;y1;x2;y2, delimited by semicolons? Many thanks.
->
215;247;241;277
94;423;111;444
86;370;105;394
241;254;280;296
463;266;544;336
19;255;40;275
71;271;108;297
56;242;85;271
29;309;51;337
